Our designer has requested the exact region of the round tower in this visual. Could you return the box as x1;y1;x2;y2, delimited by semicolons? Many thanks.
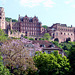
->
0;7;5;29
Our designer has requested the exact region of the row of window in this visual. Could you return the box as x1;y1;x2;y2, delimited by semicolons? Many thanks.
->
21;24;40;27
60;32;73;35
58;28;73;32
53;32;73;36
21;27;40;31
22;31;40;35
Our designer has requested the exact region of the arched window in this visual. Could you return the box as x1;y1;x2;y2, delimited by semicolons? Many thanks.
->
61;32;62;35
54;38;59;42
66;37;71;42
64;33;65;35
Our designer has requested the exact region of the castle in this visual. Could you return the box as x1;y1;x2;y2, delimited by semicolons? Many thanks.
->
0;7;5;29
47;23;75;43
0;7;75;43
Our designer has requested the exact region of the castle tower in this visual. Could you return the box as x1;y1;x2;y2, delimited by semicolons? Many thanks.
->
9;19;12;30
18;14;20;22
0;7;5;29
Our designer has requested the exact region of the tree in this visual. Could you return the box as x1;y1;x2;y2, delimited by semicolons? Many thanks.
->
68;44;75;75
0;54;10;75
42;25;48;29
33;51;71;75
29;38;34;40
24;36;28;39
0;39;37;75
5;17;18;22
0;29;8;42
43;33;51;41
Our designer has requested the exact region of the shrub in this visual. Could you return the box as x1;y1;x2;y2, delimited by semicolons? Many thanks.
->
29;38;34;40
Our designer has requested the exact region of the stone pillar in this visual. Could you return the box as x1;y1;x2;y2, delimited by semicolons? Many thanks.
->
10;19;12;30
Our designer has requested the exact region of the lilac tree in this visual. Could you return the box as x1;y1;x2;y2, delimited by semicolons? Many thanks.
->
0;39;37;74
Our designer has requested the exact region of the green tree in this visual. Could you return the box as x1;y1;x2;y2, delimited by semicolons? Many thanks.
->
5;17;18;22
33;51;71;75
0;54;10;75
68;44;75;75
0;29;8;42
24;36;28;39
43;33;51;41
42;25;48;29
29;38;34;40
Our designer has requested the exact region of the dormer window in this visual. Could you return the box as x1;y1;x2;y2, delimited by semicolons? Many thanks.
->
40;44;45;47
48;44;55;48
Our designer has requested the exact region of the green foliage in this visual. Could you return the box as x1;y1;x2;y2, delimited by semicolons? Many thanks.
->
5;17;18;22
39;38;44;40
29;38;34;40
0;54;10;75
12;19;18;22
43;33;51;41
24;36;28;39
5;17;11;22
68;43;75;75
52;41;75;56
42;25;48;29
33;51;71;75
0;29;8;42
11;37;20;39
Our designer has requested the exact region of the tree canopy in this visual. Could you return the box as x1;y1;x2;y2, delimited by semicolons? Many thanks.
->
33;51;71;75
0;39;37;75
68;43;75;75
42;25;48;29
0;29;8;42
0;54;10;75
5;17;18;22
43;33;51;41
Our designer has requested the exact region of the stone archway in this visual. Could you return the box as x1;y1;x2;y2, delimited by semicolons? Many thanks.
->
54;38;59;42
66;37;71;42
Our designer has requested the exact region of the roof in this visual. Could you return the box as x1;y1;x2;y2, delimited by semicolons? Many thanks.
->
32;40;63;50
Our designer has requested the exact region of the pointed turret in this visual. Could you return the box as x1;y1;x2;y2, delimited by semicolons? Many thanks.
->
18;14;20;22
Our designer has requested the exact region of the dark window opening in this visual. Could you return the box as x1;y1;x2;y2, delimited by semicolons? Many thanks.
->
0;17;1;19
48;51;51;54
61;32;62;34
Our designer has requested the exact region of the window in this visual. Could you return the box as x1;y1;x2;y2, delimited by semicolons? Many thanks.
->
64;33;65;35
0;17;1;19
61;32;62;35
48;51;51;54
56;32;58;36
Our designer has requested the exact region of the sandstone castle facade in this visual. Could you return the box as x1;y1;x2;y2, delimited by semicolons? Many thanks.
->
0;7;5;29
0;7;75;43
47;23;75;43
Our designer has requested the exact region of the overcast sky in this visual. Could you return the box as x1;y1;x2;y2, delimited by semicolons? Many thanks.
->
0;0;75;27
